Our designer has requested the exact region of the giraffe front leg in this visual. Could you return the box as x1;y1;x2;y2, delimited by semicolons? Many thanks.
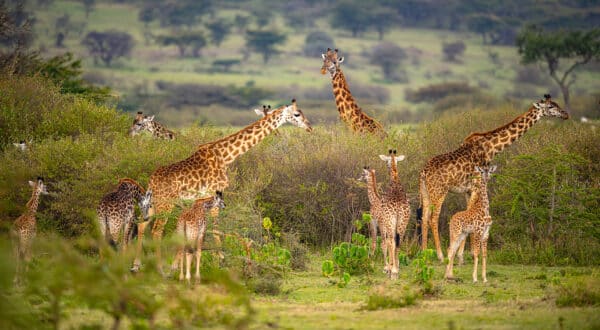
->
457;235;466;266
430;205;445;262
178;247;184;281
195;223;207;284
185;250;193;285
131;220;149;272
421;202;431;251
482;238;488;283
472;236;481;283
390;236;399;280
445;232;467;280
382;235;390;275
369;218;378;255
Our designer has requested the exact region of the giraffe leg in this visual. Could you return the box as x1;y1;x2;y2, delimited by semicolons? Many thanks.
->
131;220;149;272
390;232;399;280
211;218;225;261
178;247;184;281
369;218;378;255
421;202;431;251
445;232;467;280
472;236;481;283
429;203;445;262
171;250;183;274
151;217;167;275
195;222;206;283
482;238;488;283
457;235;466;266
185;250;193;285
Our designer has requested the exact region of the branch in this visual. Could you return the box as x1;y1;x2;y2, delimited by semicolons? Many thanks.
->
559;55;592;85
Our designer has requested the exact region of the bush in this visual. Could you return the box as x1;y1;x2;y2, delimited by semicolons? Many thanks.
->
303;31;334;57
405;82;478;103
363;285;419;310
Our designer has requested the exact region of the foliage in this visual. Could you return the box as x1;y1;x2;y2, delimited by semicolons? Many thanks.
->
442;41;466;62
321;233;372;287
412;249;436;295
156;81;272;108
81;30;134;66
517;25;600;107
329;0;374;37
370;42;408;82
245;30;287;64
405;82;478;103
554;276;600;307
205;19;232;47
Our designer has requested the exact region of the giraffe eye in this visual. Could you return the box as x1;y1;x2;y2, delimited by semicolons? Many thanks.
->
293;113;300;117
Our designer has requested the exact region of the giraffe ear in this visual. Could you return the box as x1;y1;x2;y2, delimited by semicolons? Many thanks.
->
147;115;155;121
321;54;327;59
396;155;406;162
379;155;391;162
338;57;344;64
254;109;264;116
489;165;497;173
532;102;542;110
28;180;36;187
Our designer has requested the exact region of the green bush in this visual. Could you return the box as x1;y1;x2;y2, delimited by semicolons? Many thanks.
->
555;276;600;307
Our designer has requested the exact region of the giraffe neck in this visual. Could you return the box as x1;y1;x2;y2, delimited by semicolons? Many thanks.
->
468;178;490;217
366;170;381;205
209;108;284;166
470;106;543;162
389;159;399;183
119;180;145;201
25;187;41;217
331;71;360;124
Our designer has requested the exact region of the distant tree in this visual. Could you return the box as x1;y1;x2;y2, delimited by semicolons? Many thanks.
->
138;4;158;28
517;25;600;108
81;30;134;66
157;32;206;57
303;31;334;57
370;42;408;82
82;0;95;18
205;20;231;46
371;6;400;41
234;14;249;33
158;1;212;28
54;14;74;48
245;30;286;64
330;0;372;37
442;41;466;62
466;14;507;45
0;1;34;50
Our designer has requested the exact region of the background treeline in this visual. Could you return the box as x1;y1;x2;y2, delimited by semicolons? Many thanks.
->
1;72;598;266
1;0;598;127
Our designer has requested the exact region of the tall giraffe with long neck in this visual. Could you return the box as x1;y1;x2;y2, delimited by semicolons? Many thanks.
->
321;48;386;138
419;94;569;261
132;100;312;272
11;177;49;282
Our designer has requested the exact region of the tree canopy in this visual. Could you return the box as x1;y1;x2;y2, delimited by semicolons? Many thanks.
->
245;30;286;64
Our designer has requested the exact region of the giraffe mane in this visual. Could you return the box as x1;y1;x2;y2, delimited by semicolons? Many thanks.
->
193;195;215;207
463;105;536;144
117;178;145;193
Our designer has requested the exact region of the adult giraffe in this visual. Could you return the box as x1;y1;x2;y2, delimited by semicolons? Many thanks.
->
321;48;387;138
419;94;569;261
132;100;312;272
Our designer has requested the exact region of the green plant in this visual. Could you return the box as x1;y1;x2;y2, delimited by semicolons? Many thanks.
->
412;249;436;295
363;285;419;310
554;276;600;307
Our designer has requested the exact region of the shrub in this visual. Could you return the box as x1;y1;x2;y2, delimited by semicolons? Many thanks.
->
303;31;334;57
405;82;478;103
363;285;419;310
442;41;466;62
555;276;600;307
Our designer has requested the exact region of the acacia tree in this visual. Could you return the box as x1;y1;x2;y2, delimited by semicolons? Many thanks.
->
370;42;408;82
157;32;206;57
205;20;231;47
245;30;286;64
81;30;134;66
517;26;600;108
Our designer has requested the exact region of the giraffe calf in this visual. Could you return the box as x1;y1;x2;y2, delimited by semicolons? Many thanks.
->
445;166;496;283
97;178;152;252
176;191;225;285
129;111;175;140
11;177;49;282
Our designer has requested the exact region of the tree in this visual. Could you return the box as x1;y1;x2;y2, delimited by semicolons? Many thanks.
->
442;41;466;62
370;42;408;82
205;20;231;47
245;30;286;64
54;14;75;48
371;7;400;41
234;14;249;33
303;31;334;57
517;26;600;108
81;30;134;66
330;0;372;37
82;0;95;18
157;32;206;57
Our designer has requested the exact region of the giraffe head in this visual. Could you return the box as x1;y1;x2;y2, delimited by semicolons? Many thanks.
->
129;111;146;136
473;165;497;186
254;105;273;117
200;191;225;217
532;94;569;120
280;99;312;132
139;189;153;220
358;166;374;182
321;48;344;77
28;177;49;195
378;149;406;168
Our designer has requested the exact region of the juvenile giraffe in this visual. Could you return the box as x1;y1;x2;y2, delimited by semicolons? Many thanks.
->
378;149;411;250
321;48;387;138
11;177;48;281
359;167;398;279
419;94;569;261
176;191;225;284
132;99;312;272
129;111;175;140
97;178;152;251
445;165;496;283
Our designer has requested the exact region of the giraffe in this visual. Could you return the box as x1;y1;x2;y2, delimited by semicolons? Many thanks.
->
97;178;152;251
129;111;175;140
419;94;569;262
378;149;411;250
445;165;496;283
132;99;312;272
176;191;225;284
359;167;398;279
11;177;49;282
321;48;387;138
